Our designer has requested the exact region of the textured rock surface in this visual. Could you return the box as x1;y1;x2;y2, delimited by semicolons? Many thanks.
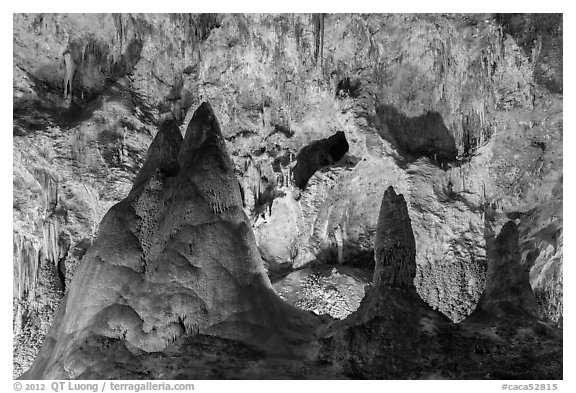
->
316;187;562;379
18;107;562;380
14;13;562;377
22;103;321;379
317;187;457;378
373;186;416;287
12;79;157;376
13;14;217;375
272;266;370;320
408;162;487;321
470;221;539;319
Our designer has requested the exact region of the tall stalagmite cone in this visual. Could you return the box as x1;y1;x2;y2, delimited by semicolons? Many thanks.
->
373;186;416;288
178;102;229;167
130;117;183;193
473;220;539;319
21;102;319;380
318;186;458;379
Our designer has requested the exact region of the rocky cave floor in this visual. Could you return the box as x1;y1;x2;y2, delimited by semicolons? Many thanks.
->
13;13;562;379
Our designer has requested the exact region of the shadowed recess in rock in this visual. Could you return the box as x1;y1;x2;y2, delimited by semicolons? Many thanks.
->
13;74;155;138
31;37;143;101
336;76;361;99
375;105;458;164
14;33;151;138
108;39;143;81
292;131;349;189
241;158;280;220
130;117;183;193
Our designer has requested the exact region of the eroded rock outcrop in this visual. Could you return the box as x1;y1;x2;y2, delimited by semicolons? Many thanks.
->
22;103;321;379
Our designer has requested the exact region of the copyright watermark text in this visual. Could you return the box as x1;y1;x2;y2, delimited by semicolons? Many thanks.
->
13;382;194;392
502;384;558;391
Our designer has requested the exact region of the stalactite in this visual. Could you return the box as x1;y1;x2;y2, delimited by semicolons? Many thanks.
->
13;231;41;336
82;184;100;238
195;13;218;42
294;17;303;50
112;13;125;51
34;169;58;215
242;158;279;219
13;232;40;302
42;219;59;270
312;14;322;67
112;13;122;42
320;13;325;72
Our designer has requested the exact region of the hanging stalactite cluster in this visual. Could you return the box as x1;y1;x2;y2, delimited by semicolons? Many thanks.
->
13;165;68;338
171;13;220;47
13;233;41;306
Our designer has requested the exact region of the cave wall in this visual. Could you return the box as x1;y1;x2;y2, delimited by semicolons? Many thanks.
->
193;13;561;325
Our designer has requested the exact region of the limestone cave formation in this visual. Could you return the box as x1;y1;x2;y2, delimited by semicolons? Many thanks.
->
12;13;563;381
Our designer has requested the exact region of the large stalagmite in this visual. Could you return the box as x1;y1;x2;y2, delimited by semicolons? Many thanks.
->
22;103;321;379
373;186;416;287
468;220;540;319
319;186;457;378
317;188;562;379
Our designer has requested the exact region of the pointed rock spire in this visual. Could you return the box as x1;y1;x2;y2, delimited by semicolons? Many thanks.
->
178;101;231;170
21;102;320;380
473;220;540;319
130;117;183;193
373;186;416;288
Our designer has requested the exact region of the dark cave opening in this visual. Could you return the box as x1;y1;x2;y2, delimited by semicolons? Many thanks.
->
336;77;362;99
314;243;375;270
292;130;350;189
